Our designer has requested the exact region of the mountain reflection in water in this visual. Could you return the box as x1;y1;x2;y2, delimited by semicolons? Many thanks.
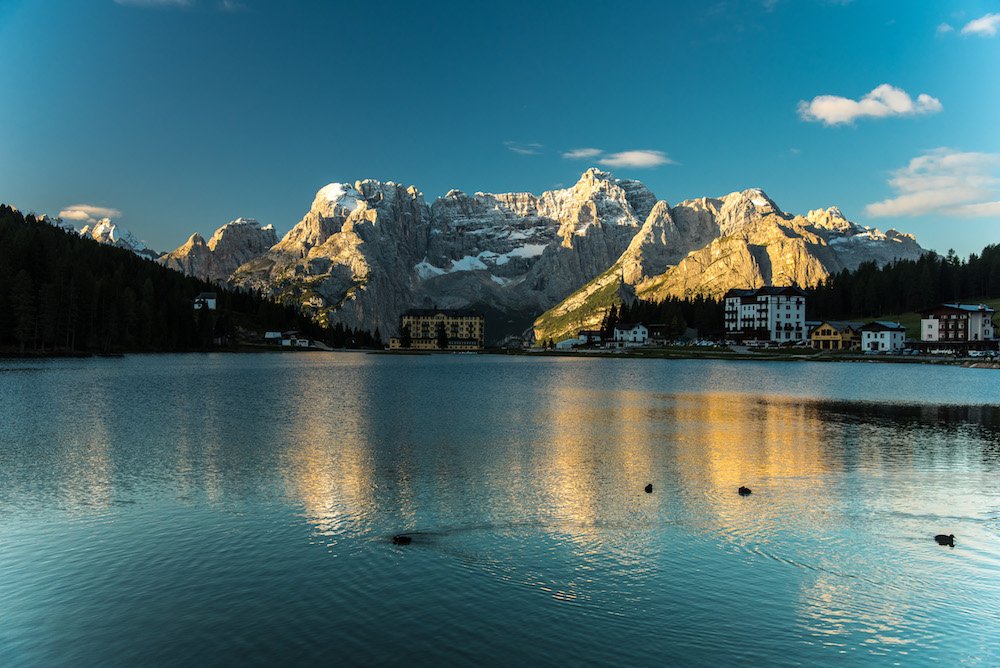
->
1;354;998;665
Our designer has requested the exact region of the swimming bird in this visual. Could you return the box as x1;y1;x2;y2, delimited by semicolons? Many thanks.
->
392;535;412;545
644;483;653;494
738;486;752;496
934;534;955;547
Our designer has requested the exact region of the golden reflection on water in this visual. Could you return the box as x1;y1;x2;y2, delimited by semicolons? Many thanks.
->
534;385;660;537
280;370;382;539
62;407;113;512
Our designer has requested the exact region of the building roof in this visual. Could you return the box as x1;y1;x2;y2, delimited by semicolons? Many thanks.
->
860;321;906;332
402;308;484;318
724;286;807;299
811;320;864;333
614;322;647;331
196;292;217;299
919;303;996;315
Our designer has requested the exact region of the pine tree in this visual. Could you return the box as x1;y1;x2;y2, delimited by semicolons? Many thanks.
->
11;270;35;353
435;322;448;349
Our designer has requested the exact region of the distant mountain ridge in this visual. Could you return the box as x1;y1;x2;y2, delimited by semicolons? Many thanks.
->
36;214;161;260
90;169;924;343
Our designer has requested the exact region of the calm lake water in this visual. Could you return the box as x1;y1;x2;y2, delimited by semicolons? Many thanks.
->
2;353;999;666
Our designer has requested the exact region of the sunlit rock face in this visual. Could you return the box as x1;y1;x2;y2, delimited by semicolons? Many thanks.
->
155;170;924;343
225;170;660;338
78;218;160;259
160;218;277;284
533;188;925;343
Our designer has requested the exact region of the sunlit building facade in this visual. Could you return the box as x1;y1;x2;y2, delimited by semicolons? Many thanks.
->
723;286;807;343
389;309;485;350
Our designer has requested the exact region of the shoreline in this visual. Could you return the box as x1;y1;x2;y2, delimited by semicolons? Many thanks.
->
3;345;998;369
490;347;1000;368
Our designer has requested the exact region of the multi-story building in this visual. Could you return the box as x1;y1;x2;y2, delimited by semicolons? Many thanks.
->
613;323;649;347
920;304;996;343
809;321;863;350
860;321;906;353
723;287;807;343
388;309;485;350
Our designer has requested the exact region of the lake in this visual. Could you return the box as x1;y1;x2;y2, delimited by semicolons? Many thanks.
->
1;353;999;666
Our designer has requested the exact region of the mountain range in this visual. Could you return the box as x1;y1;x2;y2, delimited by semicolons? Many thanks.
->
43;169;926;343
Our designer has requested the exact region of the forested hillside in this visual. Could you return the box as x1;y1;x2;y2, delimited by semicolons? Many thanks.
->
0;205;379;354
809;246;1000;319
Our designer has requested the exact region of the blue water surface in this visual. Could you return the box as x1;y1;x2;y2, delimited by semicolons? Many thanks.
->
1;354;998;666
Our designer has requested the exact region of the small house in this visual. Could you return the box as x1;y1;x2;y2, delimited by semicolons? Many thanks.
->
193;292;217;311
613;323;649;347
860;321;906;353
646;324;669;345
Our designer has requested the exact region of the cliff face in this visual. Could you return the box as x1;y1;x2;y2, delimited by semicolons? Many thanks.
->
532;189;925;343
152;169;925;343
228;169;657;338
231;180;432;338
159;218;277;284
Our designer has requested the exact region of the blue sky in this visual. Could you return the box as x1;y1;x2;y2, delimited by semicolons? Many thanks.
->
1;0;998;256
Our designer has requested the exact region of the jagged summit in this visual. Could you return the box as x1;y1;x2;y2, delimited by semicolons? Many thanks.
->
149;169;923;343
160;217;277;284
76;218;160;258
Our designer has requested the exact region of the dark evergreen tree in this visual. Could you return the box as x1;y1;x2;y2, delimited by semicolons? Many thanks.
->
0;204;381;353
11;270;35;352
436;322;448;349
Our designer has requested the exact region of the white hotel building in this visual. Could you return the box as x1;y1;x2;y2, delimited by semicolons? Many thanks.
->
724;287;807;342
920;303;996;343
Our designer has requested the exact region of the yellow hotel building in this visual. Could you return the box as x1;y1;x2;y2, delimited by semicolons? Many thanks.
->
809;321;863;350
388;309;485;351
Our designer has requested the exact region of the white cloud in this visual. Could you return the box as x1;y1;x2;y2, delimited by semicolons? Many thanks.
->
562;148;603;159
59;204;122;224
865;148;1000;218
597;150;674;169
953;201;1000;216
936;22;955;35
961;12;1000;36
797;84;942;125
504;141;543;156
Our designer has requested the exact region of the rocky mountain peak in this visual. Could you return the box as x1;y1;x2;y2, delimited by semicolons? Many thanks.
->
806;206;854;233
78;218;159;258
312;182;363;218
715;188;784;235
160;217;277;284
151;170;925;345
80;218;118;244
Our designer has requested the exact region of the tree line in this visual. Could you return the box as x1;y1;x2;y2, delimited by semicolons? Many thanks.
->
808;245;1000;319
604;297;724;338
573;244;1000;343
0;204;380;354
